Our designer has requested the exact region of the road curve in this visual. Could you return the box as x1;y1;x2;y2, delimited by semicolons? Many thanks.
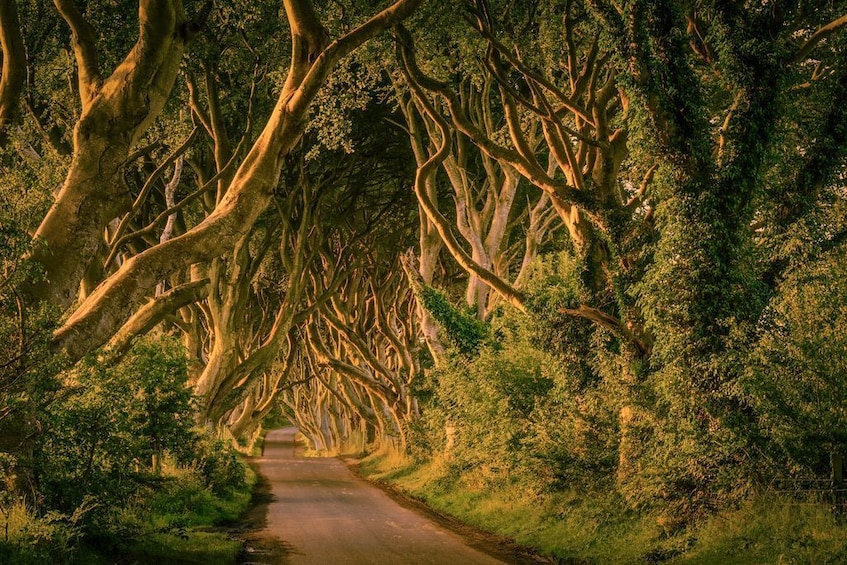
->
242;427;506;565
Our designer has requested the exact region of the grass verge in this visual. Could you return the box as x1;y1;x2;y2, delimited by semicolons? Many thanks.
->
358;451;847;564
1;459;257;564
96;463;257;563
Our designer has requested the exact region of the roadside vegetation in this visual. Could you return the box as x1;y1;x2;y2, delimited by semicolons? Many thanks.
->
360;245;847;562
363;451;847;564
0;335;254;564
359;263;847;562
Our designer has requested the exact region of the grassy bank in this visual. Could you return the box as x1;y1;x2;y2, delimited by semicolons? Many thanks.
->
99;461;257;564
359;451;847;564
1;453;256;564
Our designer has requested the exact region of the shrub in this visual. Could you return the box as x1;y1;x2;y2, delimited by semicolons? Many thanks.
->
187;431;249;495
743;247;847;476
37;336;196;511
0;500;90;564
419;285;490;356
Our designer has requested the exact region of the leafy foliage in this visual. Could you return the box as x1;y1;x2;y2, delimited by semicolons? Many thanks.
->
744;246;847;474
419;285;490;356
36;336;195;510
0;335;250;562
0;192;67;501
3;0;847;560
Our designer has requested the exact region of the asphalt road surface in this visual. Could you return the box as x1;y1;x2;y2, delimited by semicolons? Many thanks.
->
241;427;507;565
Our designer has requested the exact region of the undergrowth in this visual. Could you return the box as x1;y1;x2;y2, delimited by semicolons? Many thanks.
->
1;336;258;563
0;450;255;564
0;442;256;565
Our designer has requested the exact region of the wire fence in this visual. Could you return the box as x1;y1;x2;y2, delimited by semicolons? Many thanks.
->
767;454;846;518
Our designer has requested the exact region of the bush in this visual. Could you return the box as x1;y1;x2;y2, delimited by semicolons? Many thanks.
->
744;247;847;476
0;500;90;564
1;335;252;561
78;453;253;561
186;431;249;495
37;336;196;511
412;329;567;488
419;285;490;356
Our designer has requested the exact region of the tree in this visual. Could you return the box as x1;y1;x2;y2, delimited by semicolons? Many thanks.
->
18;0;422;362
391;0;847;518
2;0;847;532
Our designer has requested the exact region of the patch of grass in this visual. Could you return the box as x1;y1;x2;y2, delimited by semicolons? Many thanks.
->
421;479;659;562
358;447;424;480
0;501;86;564
360;453;847;563
100;463;257;562
0;456;259;564
675;499;847;564
144;464;256;528
125;531;243;564
360;452;662;562
248;427;274;456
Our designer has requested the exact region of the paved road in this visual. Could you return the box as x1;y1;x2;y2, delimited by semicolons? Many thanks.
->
242;427;506;565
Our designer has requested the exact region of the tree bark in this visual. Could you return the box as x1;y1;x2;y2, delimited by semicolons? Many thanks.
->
0;0;25;147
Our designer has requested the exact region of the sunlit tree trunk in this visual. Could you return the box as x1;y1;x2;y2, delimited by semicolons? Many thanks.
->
28;0;191;308
395;89;446;364
51;0;422;361
0;0;25;147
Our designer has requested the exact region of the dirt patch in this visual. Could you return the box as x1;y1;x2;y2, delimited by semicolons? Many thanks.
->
343;458;560;565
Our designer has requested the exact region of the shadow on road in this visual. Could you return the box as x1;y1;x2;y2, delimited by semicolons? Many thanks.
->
229;461;297;564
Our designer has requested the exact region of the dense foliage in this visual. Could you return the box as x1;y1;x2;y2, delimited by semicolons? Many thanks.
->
0;336;251;562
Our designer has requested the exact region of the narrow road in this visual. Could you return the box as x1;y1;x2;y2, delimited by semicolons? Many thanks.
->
241;427;507;565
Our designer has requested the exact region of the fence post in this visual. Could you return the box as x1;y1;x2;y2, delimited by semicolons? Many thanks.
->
832;451;844;519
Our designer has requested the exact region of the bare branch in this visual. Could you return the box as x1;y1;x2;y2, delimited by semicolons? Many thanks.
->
399;56;528;313
561;304;648;357
396;25;590;212
626;163;658;211
107;278;210;357
105;127;200;270
288;0;422;115
53;0;101;107
790;13;847;65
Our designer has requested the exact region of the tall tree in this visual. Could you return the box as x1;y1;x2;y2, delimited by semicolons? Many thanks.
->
30;0;421;362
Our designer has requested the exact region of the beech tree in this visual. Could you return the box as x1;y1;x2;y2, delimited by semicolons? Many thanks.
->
0;0;25;147
13;0;422;362
395;76;560;320
395;2;650;358
27;0;198;308
388;0;847;518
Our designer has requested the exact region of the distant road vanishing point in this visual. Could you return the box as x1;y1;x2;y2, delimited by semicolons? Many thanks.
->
241;427;507;565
